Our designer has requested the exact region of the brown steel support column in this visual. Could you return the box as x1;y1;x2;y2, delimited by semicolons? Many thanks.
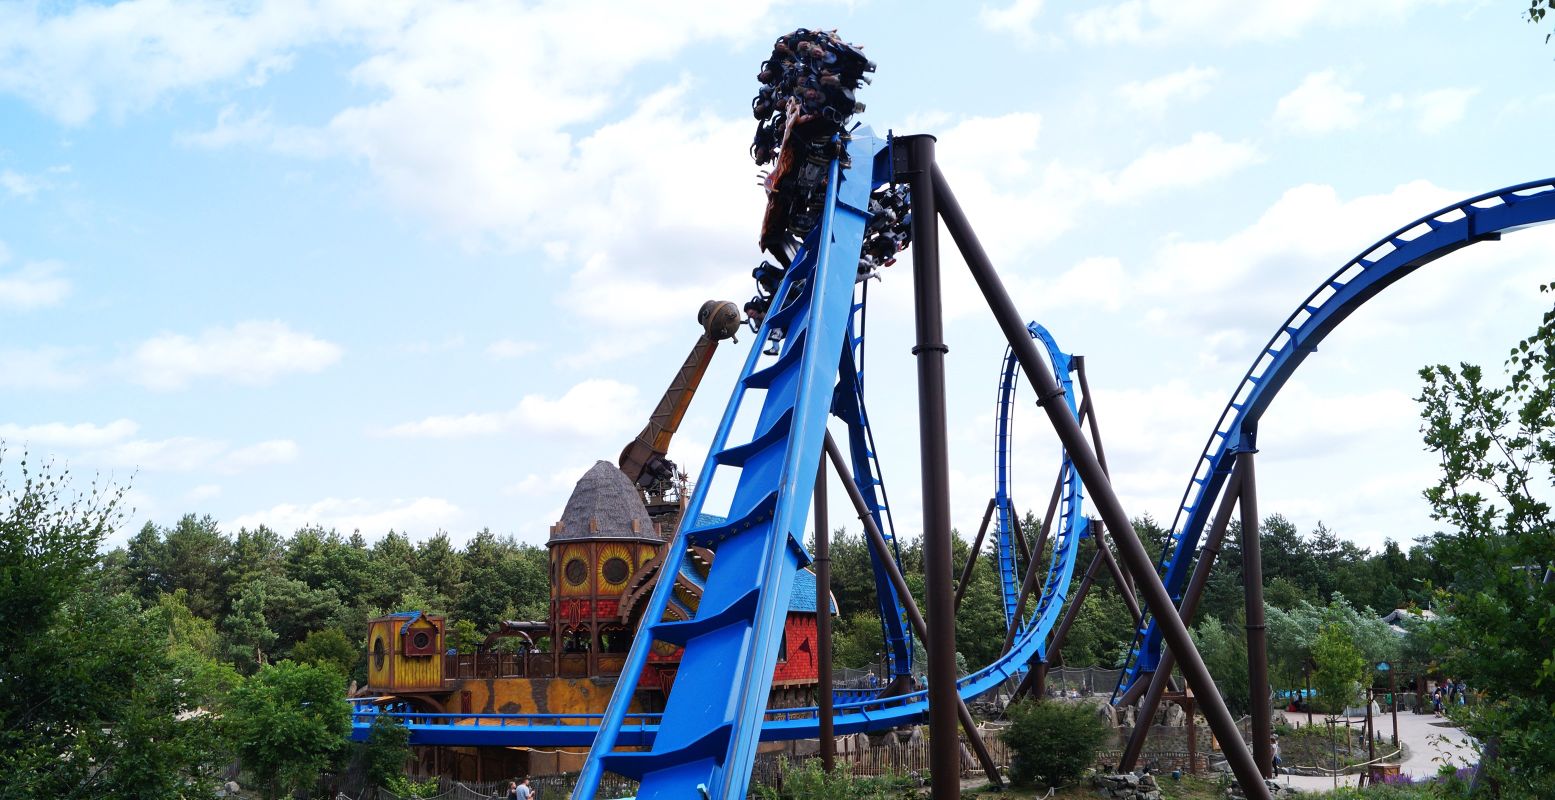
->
1239;450;1273;778
1042;540;1106;669
815;459;835;772
1120;464;1243;771
1074;356;1112;476
955;498;997;612
823;434;1002;788
934;165;1271;800
1098;540;1143;627
898;134;962;800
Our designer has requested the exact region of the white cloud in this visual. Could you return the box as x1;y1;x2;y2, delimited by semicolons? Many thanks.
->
0;262;70;309
0;0;409;125
81;435;297;473
228;496;463;539
0;418;137;447
1;169;41;198
980;0;1046;39
1274;70;1365;135
187;484;222;502
487;339;539;360
1136;180;1463;350
125;320;342;390
928;115;1260;266
165;6;774;329
1117;66;1219;116
0;346;88;389
222;439;299;470
382;377;640;439
1410;87;1478;134
505;466;594;496
1098;133;1263;202
1069;0;1442;45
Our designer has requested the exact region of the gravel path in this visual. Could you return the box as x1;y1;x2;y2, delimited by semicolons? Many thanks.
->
1271;711;1476;793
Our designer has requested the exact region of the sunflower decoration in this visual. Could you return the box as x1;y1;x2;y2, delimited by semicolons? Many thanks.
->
596;542;633;595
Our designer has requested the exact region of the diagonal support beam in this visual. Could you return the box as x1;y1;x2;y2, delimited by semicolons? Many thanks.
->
933;163;1272;800
955;498;998;612
823;432;1003;788
1120;462;1244;771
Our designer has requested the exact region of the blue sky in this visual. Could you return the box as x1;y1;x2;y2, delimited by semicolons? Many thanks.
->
1;0;1552;553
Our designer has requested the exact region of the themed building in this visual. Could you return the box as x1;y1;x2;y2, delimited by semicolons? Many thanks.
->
363;460;834;779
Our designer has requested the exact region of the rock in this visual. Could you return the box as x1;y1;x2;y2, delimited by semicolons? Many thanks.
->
1164;702;1187;727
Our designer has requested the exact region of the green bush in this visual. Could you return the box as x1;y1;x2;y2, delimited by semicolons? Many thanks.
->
1003;699;1109;788
751;758;916;800
384;775;440;798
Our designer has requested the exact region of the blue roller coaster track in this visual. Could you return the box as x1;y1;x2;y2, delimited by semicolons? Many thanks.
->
1116;178;1555;699
348;131;1092;799
993;322;1087;636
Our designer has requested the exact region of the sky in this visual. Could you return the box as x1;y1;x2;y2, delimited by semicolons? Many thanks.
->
1;0;1552;556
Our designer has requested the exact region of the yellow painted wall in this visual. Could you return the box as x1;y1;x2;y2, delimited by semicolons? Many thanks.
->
366;616;444;692
446;676;643;719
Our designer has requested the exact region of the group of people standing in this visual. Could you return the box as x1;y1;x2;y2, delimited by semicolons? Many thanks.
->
505;776;534;799
1431;677;1467;714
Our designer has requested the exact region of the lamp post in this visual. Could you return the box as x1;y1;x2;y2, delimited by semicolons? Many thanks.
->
1378;661;1398;747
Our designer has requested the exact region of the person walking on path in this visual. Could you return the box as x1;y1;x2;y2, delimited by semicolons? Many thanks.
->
516;776;535;799
507;780;519;800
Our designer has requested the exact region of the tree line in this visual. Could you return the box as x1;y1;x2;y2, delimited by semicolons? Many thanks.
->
8;286;1555;797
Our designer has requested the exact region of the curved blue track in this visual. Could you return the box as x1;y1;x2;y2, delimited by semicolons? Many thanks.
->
993;322;1085;634
1118;178;1555;694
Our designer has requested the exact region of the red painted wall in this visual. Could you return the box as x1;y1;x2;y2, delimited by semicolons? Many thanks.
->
773;613;820;685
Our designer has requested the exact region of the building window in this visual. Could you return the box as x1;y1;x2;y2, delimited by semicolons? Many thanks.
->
777;630;788;663
373;636;386;670
564;558;589;587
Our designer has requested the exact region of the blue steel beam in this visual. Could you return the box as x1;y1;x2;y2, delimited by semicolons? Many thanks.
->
993;322;1082;633
1119;178;1555;694
575;132;884;800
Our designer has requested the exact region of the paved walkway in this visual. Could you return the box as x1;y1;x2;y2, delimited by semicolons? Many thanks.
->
1271;711;1475;793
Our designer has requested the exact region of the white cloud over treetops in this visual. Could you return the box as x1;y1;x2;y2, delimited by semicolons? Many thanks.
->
125;320;343;390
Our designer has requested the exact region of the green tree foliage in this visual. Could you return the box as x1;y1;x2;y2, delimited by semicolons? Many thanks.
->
1310;622;1366;717
1531;1;1552;42
447;617;482;653
225;660;351;800
362;714;411;787
0;456;227;800
293;627;360;677
1266;596;1399;690
1415;287;1555;796
1191;616;1251;715
1003;699;1109;788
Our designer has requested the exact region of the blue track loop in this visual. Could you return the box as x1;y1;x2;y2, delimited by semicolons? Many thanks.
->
575;131;886;800
1116;178;1555;699
993;323;1086;656
993;323;1083;632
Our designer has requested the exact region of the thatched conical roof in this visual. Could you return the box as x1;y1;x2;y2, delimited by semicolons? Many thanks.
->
550;460;659;541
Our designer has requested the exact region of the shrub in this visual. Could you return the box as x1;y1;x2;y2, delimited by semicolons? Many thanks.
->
1003;699;1109;788
752;758;916;800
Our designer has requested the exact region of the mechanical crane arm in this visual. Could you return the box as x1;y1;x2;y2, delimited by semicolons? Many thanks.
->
617;300;743;491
